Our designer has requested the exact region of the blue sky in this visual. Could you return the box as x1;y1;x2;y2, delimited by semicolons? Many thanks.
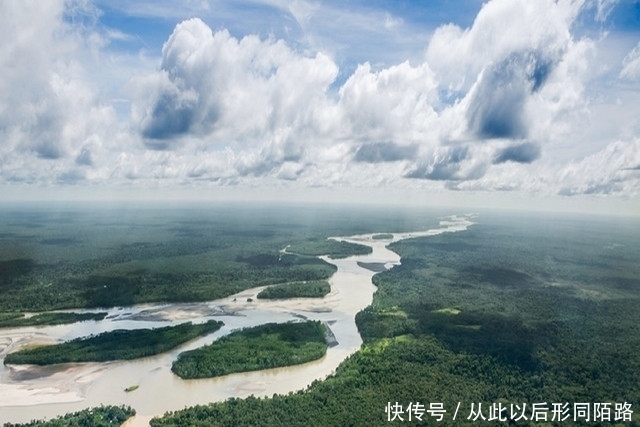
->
91;0;485;88
1;0;639;214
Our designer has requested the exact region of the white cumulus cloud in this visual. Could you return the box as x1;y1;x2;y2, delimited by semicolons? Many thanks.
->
0;0;638;209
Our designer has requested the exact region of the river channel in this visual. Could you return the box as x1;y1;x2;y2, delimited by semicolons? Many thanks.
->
0;216;472;425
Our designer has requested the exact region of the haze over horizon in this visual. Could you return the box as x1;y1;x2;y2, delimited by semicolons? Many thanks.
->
1;0;639;215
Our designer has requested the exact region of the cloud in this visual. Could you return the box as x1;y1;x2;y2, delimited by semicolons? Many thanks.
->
423;0;592;147
134;19;222;145
427;0;596;155
116;2;623;194
466;52;553;139
338;61;438;142
132;18;440;179
29;110;66;159
558;139;640;196
1;0;638;207
0;0;125;188
57;169;86;185
141;85;201;143
353;142;417;163
426;0;574;92
275;161;305;181
75;144;95;166
259;0;432;73
405;146;486;181
593;0;618;22
133;17;339;160
620;41;640;80
493;142;541;164
0;1;69;159
387;0;596;191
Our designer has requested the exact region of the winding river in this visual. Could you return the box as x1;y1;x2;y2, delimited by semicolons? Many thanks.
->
0;215;472;426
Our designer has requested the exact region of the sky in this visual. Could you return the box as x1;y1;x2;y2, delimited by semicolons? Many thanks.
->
1;0;639;214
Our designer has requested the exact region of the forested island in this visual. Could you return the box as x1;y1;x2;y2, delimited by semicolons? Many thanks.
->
256;280;330;299
4;320;223;365
172;321;327;379
371;233;393;240
286;239;372;259
2;405;135;427
0;312;107;328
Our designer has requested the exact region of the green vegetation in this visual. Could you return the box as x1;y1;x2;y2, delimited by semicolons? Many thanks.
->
357;261;388;273
153;336;537;427
152;213;640;426
372;233;393;240
0;312;23;322
171;321;327;379
286;238;371;259
0;204;440;313
3;405;135;427
0;251;336;312
4;320;223;365
0;312;107;328
4;207;638;426
0;207;346;312
257;280;330;299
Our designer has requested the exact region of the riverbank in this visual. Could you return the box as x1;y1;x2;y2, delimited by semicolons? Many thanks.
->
171;321;327;379
0;215;473;425
4;321;223;365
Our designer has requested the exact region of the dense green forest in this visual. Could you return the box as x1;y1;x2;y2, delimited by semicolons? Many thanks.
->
0;251;335;312
0;211;354;312
2;405;135;427
371;233;393;240
153;213;640;426
0;312;107;328
0;204;438;312
4;320;223;365
257;280;330;299
172;321;327;379
286;238;372;259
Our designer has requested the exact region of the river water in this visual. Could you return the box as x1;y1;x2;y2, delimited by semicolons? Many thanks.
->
0;216;472;425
